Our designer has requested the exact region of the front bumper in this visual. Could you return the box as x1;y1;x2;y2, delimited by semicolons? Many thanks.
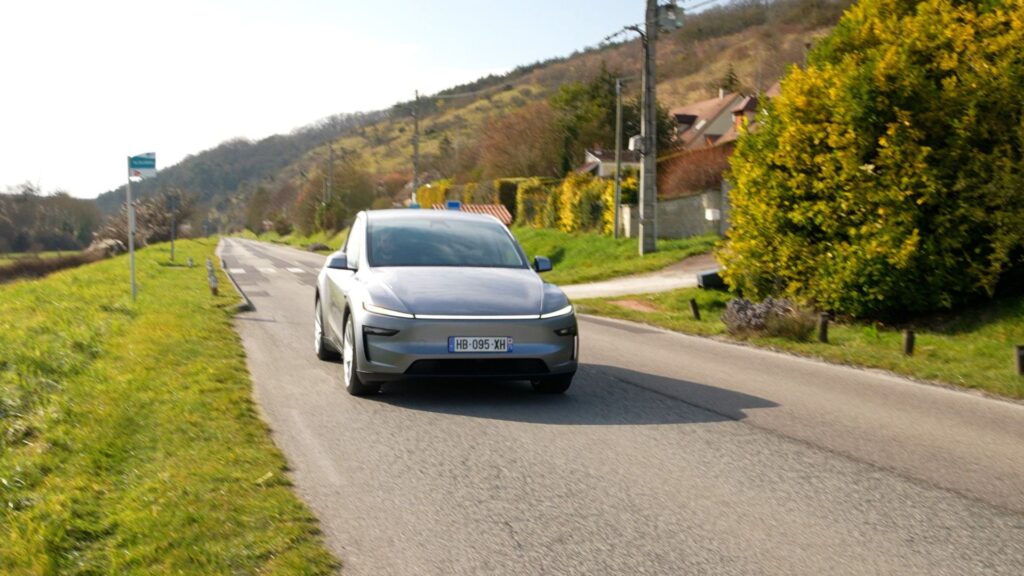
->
355;311;579;382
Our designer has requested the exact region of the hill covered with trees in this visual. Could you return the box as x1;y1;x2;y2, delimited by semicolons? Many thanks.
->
83;0;849;239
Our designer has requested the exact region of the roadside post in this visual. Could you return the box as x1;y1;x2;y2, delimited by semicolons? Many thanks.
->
817;313;829;343
126;152;157;302
903;329;915;356
689;298;701;321
1016;345;1023;376
206;258;219;296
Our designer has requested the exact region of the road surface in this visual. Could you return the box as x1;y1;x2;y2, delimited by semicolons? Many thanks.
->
219;237;1024;576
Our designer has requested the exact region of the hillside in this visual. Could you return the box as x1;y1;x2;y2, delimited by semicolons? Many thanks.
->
93;0;851;235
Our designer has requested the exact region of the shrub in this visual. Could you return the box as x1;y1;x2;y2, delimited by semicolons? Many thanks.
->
494;179;521;222
460;182;478;204
721;297;815;341
720;0;1024;320
600;173;638;235
272;215;293;235
557;173;606;233
543;184;562;229
416;179;451;208
515;178;551;227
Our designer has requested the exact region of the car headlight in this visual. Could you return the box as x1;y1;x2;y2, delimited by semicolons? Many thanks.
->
363;302;414;319
540;304;574;319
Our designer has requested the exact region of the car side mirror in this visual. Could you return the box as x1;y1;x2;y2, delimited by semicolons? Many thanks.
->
533;256;552;273
328;253;352;270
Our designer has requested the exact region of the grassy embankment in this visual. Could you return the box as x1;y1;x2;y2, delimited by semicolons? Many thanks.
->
238;229;348;252
0;251;79;262
513;228;718;285
577;288;1024;400
0;239;336;574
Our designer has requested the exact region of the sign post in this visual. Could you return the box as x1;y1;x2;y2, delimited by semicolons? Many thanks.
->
127;153;156;301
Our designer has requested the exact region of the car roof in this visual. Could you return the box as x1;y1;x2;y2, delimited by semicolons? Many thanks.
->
364;209;504;226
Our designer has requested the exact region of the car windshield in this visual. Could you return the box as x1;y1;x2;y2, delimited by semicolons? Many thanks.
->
367;217;527;268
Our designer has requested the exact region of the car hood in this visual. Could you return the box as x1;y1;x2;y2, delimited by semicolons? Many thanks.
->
370;267;549;316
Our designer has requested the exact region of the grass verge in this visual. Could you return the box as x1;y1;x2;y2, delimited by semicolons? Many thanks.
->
0;239;336;574
512;228;719;285
0;251;81;263
576;288;1024;400
238;229;348;252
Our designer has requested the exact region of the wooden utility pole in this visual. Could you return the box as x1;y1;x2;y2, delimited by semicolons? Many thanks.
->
639;0;659;254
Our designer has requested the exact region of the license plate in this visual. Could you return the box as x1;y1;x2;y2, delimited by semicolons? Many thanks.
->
448;336;512;353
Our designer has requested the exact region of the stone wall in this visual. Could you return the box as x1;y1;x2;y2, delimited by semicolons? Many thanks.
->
619;183;730;239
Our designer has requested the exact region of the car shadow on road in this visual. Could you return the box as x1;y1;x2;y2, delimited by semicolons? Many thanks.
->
373;363;777;426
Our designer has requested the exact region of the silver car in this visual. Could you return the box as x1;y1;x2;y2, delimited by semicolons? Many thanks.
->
314;209;578;396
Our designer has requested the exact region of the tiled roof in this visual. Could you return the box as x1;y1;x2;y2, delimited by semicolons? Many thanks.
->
670;93;740;125
431;203;513;225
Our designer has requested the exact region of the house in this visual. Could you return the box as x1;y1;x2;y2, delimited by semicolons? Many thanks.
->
576;148;641;178
717;82;781;147
670;89;744;150
631;83;781;239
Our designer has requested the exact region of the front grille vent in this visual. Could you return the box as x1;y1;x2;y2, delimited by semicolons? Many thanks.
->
405;359;549;376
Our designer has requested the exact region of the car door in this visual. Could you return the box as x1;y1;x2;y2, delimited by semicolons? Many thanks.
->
327;214;365;342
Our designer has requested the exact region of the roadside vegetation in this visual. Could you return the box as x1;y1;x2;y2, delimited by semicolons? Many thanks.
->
0;251;80;263
0;239;336;574
0;250;102;284
722;0;1024;320
239;228;348;252
514;227;717;285
577;289;1024;400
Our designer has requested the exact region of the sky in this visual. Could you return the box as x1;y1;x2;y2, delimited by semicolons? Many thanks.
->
0;0;660;199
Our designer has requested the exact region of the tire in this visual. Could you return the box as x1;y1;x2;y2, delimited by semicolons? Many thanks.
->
314;298;340;361
342;314;380;396
531;372;574;394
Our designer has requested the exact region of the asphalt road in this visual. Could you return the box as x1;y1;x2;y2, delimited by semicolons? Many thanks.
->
219;237;1024;576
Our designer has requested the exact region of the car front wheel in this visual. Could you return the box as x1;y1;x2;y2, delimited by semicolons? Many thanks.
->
343;314;380;396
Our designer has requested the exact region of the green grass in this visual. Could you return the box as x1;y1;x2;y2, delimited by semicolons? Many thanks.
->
577;288;1024;400
512;227;719;285
238;229;348;252
0;239;336;574
0;251;81;265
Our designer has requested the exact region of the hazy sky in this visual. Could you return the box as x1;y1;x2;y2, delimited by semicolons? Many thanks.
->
0;0;683;198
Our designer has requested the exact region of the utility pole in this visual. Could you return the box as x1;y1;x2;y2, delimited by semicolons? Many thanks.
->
639;0;659;255
614;77;625;239
412;90;420;205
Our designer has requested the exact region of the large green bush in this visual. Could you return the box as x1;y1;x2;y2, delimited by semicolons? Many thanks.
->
515;178;552;227
721;0;1024;319
557;173;606;233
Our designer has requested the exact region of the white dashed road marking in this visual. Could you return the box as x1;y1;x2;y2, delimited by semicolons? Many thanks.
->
287;267;305;274
259;268;277;274
229;268;246;274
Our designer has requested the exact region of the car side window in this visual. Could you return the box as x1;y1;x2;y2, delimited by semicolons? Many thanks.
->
345;216;365;269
